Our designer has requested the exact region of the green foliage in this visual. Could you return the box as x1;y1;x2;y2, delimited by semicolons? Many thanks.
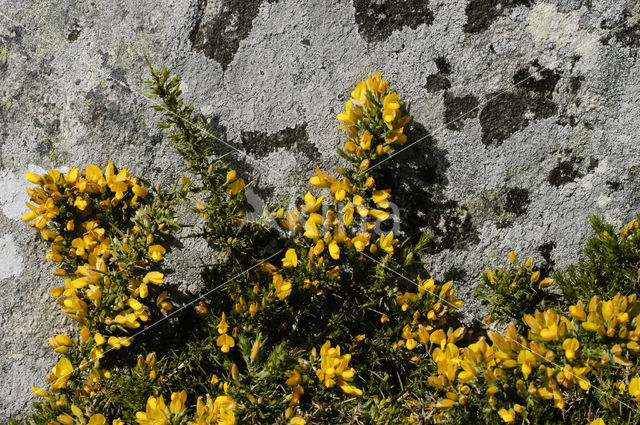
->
477;252;561;331
556;215;640;303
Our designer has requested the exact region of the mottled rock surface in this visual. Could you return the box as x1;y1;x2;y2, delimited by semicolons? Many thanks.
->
2;0;640;418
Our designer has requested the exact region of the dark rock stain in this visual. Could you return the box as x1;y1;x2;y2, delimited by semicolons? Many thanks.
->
464;0;532;34
547;152;599;187
569;76;584;94
472;186;531;229
505;187;529;216
426;56;451;93
67;24;82;42
479;92;527;147
191;0;279;71
513;60;560;94
240;124;319;162
600;9;640;50
479;61;559;146
547;159;583;187
426;74;451;92
443;93;479;131
606;180;623;191
434;56;451;74
353;0;434;42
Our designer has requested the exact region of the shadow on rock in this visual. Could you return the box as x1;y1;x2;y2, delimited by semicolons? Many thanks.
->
374;121;479;253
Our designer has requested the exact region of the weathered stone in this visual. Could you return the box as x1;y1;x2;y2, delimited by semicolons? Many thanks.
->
2;0;640;419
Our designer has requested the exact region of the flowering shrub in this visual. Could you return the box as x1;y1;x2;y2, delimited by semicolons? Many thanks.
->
11;65;640;425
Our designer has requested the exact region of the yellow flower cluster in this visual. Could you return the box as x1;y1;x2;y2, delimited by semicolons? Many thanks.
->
430;292;640;423
56;409;116;425
225;170;246;196
316;340;362;396
285;368;305;418
278;183;397;260
620;218;639;238
23;162;174;395
396;277;463;351
135;391;235;425
338;72;411;159
216;312;236;353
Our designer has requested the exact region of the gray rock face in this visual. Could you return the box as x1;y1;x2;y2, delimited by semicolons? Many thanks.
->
2;0;640;419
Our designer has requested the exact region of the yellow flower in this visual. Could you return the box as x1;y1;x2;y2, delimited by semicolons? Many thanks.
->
360;130;372;150
351;80;368;105
434;399;457;409
216;334;235;353
136;395;169;425
25;171;43;185
372;190;391;207
379;232;395;254
58;415;74;425
368;208;390;221
273;273;292;300
589;419;605;425
217;313;230;334
309;166;331;188
169;390;187;414
382;92;400;127
337;100;362;129
108;336;132;349
250;337;260;361
539;278;554;288
88;414;106;425
303;218;320;240
85;164;105;184
301;191;325;214
342;203;354;226
149;244;166;261
562;338;579;362
351;233;371;251
192;394;236;425
630;377;640;397
31;386;48;397
51;357;73;390
226;171;245;195
290;417;306;425
282;248;298;268
104;161;130;198
48;334;73;354
316;341;362;396
143;272;164;285
517;350;536;380
328;240;340;260
497;408;515;423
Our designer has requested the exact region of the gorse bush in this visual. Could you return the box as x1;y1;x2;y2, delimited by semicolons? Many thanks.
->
10;64;640;425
